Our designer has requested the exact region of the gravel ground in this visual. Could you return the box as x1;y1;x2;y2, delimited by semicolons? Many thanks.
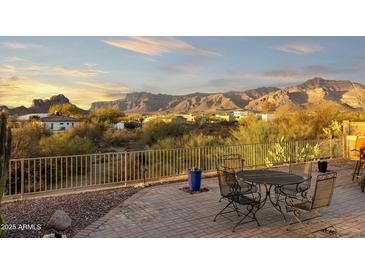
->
0;186;140;238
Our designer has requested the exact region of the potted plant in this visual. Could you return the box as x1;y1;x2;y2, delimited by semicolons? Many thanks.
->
318;160;328;173
313;143;328;172
188;167;202;192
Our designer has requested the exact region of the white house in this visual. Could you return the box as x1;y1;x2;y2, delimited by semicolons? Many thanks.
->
110;122;125;129
258;113;276;121
214;113;235;122
40;114;80;131
233;110;250;120
17;113;49;121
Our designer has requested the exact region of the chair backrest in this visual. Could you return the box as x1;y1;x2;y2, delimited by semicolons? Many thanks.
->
350;137;365;160
222;154;245;171
289;162;312;181
216;167;237;197
311;172;337;210
355;137;365;151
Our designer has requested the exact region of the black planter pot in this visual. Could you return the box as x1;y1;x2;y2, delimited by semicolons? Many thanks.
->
318;161;328;173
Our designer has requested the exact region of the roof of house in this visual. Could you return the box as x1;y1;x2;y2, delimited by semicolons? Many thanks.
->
40;115;79;122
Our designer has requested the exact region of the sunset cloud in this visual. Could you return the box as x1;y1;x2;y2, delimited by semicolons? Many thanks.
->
0;42;29;49
0;56;29;63
273;42;324;54
102;37;221;56
0;76;129;109
24;65;107;78
0;64;107;78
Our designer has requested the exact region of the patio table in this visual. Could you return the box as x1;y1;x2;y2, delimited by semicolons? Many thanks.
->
236;169;305;221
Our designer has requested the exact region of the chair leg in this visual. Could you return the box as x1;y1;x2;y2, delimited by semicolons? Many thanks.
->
286;210;302;231
353;161;360;181
252;206;261;227
232;205;254;232
362;179;365;193
232;202;240;217
214;200;233;222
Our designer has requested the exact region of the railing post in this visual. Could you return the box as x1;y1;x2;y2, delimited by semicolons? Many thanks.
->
20;159;24;199
330;138;333;159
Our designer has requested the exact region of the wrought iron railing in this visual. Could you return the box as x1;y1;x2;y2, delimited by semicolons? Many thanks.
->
4;138;343;199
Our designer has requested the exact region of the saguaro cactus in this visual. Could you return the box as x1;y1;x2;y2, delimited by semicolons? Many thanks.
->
0;111;12;237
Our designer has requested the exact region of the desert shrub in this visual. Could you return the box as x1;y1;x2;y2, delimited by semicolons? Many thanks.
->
100;128;139;147
11;123;50;158
322;120;343;139
142;120;187;145
151;133;225;149
39;134;95;156
89;107;125;127
49;103;86;118
228;119;281;144
264;137;321;167
124;120;141;129
67;122;104;144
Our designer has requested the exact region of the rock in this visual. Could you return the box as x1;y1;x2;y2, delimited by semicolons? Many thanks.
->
43;232;67;238
47;210;72;231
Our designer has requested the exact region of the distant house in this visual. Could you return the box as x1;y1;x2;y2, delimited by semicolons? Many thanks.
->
233;110;250;120
110;122;125;129
17;113;49;121
214;113;235;122
40;114;80;131
257;113;276;121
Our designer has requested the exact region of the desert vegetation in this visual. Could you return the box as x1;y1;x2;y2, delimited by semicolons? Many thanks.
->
9;100;365;159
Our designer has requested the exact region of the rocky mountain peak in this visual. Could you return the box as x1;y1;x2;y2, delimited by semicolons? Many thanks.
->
31;94;70;109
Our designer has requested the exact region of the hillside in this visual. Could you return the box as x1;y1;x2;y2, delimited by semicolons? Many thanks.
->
245;77;365;111
90;87;280;113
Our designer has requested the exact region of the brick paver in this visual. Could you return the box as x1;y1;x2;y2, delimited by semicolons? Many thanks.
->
76;163;365;238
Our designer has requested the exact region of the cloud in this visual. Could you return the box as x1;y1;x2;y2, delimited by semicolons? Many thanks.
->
0;56;29;63
272;42;324;54
0;42;29;49
0;63;107;78
77;81;129;94
102;37;221;56
0;42;41;49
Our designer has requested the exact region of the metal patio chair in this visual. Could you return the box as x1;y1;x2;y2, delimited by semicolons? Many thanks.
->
351;137;365;180
221;154;245;172
285;172;337;229
214;167;261;232
275;162;313;201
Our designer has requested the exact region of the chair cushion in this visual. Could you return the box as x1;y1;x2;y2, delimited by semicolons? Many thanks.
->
232;194;258;205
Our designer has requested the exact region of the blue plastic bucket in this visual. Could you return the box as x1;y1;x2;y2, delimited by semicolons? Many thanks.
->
188;169;202;192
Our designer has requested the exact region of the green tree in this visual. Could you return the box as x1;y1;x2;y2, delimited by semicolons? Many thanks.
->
142;120;187;146
11;123;50;158
39;134;96;156
89;107;125;127
49;103;86;118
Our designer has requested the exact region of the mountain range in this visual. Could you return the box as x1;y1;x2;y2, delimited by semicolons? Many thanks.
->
90;77;365;113
2;77;365;115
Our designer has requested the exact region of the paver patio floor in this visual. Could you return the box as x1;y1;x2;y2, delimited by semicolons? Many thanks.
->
76;162;365;238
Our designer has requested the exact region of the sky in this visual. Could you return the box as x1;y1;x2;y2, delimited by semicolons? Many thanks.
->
1;36;365;109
